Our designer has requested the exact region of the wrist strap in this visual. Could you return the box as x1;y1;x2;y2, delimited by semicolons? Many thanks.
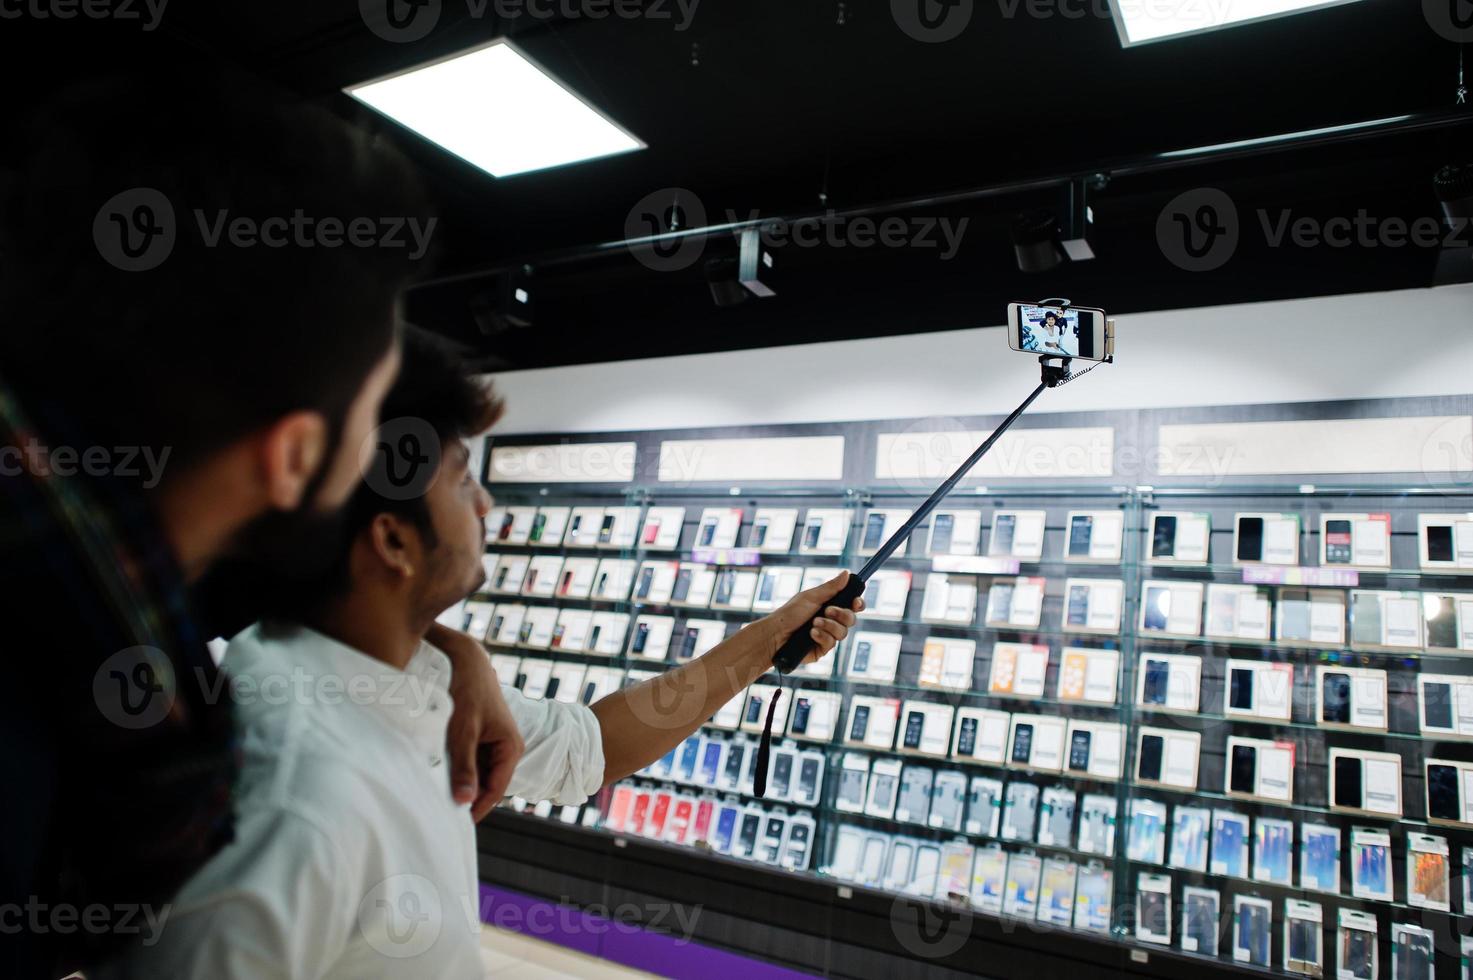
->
752;680;784;799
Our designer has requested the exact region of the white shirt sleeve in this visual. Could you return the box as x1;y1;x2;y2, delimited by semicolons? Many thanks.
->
109;808;356;980
502;685;605;805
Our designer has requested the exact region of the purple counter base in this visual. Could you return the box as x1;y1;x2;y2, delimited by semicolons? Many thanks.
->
479;883;817;979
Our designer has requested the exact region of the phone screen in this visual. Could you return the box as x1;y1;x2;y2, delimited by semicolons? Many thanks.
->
1068;515;1092;556
1426;596;1458;648
1325;519;1353;564
1229;667;1254;711
1428;525;1455;563
851;641;872;674
902;711;924;750
1066;585;1090;626
931;514;955;554
598;514;615;543
529;513;546;542
770;754;793;797
699;521;717;547
1237;516;1264;562
1011;724;1034;764
1230;744;1257;794
635;567;654;599
642;518;660;545
863;513;886;550
543;677;560;700
1068;730;1091;771
1322;672;1353;724
803;520;822;549
1428;764;1461;820
680;628;699;660
750;520;769;547
735;813;761;857
632;622;651;653
790;698;812;735
849;705;871;741
992;514;1016;555
744;694;764;725
1152;515;1178;558
722;744;746;786
956;717;978;756
1333;756;1363;808
1137;734;1164;782
1143;660;1170;705
1423;682;1454;730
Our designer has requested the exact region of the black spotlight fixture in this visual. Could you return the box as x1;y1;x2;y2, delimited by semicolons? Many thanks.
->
1433;164;1473;286
1011;209;1065;274
471;264;534;335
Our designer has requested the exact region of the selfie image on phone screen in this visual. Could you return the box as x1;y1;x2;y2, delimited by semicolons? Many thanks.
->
1152;515;1177;558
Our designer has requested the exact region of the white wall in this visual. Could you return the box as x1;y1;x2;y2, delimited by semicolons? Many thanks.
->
487;284;1473;435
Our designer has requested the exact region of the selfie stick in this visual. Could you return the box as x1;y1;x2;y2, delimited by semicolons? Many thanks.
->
771;300;1109;674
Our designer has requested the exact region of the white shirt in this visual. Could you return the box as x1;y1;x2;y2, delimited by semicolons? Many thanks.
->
111;623;604;980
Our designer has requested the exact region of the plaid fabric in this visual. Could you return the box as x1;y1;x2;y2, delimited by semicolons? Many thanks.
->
0;373;238;977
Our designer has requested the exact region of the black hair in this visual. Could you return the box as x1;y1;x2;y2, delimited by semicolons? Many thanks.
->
0;65;433;476
266;326;503;620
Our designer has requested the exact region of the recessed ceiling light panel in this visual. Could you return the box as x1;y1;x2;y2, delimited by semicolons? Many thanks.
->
345;39;645;178
1108;0;1366;47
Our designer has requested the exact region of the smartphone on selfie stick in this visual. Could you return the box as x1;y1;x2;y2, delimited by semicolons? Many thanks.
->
769;300;1114;675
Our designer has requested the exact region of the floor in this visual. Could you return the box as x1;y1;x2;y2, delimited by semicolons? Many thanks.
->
480;925;658;979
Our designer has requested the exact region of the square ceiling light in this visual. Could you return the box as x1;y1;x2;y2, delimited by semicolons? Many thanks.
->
345;39;644;178
1108;0;1366;47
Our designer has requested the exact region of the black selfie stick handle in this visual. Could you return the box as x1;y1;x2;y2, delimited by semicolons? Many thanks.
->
771;375;1055;675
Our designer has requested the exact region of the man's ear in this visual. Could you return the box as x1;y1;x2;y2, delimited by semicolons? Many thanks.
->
367;511;418;579
259;411;329;511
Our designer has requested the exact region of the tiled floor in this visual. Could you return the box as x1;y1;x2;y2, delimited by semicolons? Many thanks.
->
480;925;658;979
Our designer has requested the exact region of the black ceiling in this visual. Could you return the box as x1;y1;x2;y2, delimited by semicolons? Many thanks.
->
3;1;1470;369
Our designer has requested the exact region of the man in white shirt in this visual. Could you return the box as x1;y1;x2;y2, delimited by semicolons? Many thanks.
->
114;328;862;978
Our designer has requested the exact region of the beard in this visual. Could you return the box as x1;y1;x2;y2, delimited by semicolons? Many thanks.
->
199;502;354;631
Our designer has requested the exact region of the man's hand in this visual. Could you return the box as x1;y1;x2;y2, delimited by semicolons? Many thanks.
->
764;570;865;666
427;623;525;822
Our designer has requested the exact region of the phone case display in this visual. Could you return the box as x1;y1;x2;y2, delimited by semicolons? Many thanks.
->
751;565;804;613
1061;579;1124;634
798;508;850;555
1234;895;1274;968
527;506;570;548
1065;510;1125;564
988;642;1049;699
1226;736;1296;803
552;556;597;599
1204;583;1274;641
1420;512;1473;573
1284;899;1323;978
915;637;975;692
1418;674;1473;736
920;572;978;625
1139;580;1205;638
845;631;902;683
596;506;641;549
628;615;676;660
694;507;744;550
488;505;538;545
1234;512;1302;566
857;509;913;556
988;510;1046;561
1149;512;1211;565
482;481;1473;980
1320;513;1391;570
952;708;1010;765
1058;647;1120;705
894;701;954;757
984;577;1046;628
927;509;983;556
1224;660;1294;721
1315;665;1388;731
1337;909;1378;980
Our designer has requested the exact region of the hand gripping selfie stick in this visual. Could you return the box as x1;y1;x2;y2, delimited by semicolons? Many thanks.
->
753;302;1113;797
771;299;1113;675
